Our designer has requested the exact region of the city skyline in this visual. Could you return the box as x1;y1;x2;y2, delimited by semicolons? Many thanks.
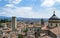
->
0;0;60;18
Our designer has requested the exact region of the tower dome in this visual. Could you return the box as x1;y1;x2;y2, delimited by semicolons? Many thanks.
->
48;11;60;29
49;11;60;20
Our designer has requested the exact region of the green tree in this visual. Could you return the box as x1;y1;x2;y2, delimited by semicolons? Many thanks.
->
23;28;28;36
23;29;28;32
0;19;11;23
0;22;3;27
0;19;6;23
18;34;23;38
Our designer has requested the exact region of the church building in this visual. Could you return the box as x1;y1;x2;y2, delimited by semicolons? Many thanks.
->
48;11;60;28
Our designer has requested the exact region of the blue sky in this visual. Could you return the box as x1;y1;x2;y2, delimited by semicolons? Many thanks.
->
0;0;60;18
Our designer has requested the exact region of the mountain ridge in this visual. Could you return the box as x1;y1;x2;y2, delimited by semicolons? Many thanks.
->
0;16;48;22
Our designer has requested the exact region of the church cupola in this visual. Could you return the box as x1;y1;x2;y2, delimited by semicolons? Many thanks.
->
49;11;60;20
48;11;60;29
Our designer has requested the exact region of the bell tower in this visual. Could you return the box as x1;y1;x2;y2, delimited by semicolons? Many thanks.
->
11;16;17;31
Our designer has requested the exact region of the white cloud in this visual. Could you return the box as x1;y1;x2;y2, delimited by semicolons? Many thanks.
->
41;0;60;7
0;6;41;18
41;0;55;7
5;0;22;7
8;0;22;5
1;5;49;18
40;0;60;18
5;4;14;7
55;0;60;3
1;5;60;18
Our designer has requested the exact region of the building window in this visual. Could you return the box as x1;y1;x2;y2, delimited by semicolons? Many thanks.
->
56;24;57;27
51;23;52;26
30;28;31;31
59;24;60;26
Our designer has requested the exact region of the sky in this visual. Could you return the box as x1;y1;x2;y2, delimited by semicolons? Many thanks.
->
0;0;60;18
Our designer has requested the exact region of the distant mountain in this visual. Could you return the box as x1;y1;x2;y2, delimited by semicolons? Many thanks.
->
0;16;11;20
0;16;6;20
17;17;41;23
0;16;48;23
17;17;48;23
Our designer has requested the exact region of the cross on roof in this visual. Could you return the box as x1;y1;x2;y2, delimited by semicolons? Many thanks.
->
53;11;55;14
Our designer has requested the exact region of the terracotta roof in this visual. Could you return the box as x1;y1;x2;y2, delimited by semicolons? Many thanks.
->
27;35;34;38
42;35;52;38
3;33;9;36
41;25;49;30
21;32;25;35
28;25;34;27
11;33;16;37
50;27;60;35
2;28;12;32
16;28;21;30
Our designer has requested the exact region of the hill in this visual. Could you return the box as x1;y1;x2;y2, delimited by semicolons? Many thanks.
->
0;16;48;23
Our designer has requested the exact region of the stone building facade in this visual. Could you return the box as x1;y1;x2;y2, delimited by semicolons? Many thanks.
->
48;11;60;28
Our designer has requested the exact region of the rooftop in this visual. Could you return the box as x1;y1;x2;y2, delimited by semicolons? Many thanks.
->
50;27;60;35
49;11;60;20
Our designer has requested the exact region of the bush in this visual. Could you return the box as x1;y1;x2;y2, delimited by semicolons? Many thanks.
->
23;29;28;32
18;34;23;38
